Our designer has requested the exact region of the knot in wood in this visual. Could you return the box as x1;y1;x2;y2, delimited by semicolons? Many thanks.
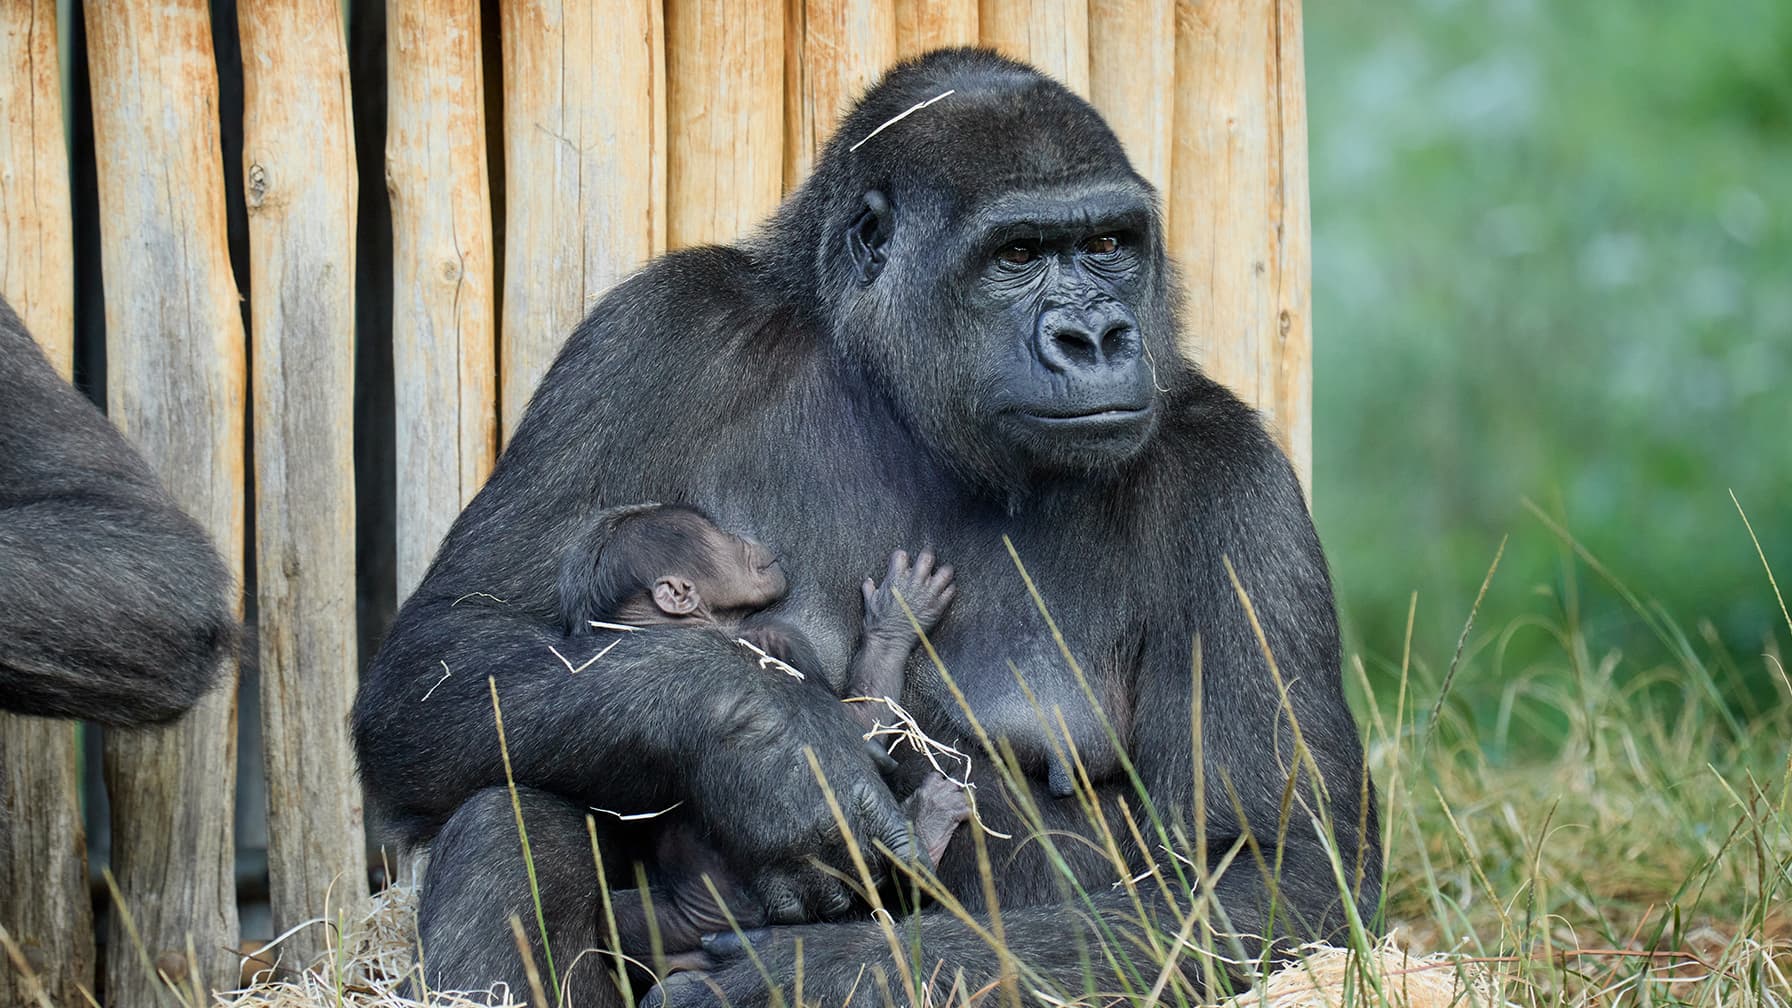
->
441;258;463;282
247;162;269;209
154;950;191;985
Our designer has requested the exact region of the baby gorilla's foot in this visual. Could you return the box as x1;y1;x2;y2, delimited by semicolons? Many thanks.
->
903;773;972;868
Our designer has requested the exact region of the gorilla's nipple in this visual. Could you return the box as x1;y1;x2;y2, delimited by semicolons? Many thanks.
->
1047;754;1077;798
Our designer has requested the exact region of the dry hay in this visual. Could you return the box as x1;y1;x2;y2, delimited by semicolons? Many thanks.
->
1215;941;1505;1008
215;884;525;1008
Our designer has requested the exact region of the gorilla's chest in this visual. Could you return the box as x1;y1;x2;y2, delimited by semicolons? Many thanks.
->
783;538;1137;793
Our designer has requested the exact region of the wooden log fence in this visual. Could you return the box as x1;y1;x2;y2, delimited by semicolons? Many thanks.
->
0;0;1311;1001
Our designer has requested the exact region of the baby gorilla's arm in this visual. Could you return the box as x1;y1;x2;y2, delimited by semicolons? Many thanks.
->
844;549;955;728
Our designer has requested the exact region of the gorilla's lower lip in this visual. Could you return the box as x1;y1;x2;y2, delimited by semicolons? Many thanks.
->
1022;407;1153;425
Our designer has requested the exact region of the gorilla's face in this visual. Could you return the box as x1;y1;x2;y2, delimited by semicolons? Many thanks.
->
840;180;1168;477
962;188;1162;468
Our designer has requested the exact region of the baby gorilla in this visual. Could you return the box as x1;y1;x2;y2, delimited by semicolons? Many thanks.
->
558;503;970;960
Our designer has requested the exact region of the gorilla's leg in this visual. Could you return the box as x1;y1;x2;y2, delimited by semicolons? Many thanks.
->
418;787;622;1007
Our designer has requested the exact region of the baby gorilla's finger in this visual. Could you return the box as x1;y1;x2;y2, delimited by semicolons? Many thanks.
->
862;577;876;606
887;550;909;581
932;563;955;588
913;548;936;579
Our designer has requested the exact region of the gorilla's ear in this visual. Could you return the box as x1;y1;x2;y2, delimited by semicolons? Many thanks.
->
652;577;702;617
847;190;893;284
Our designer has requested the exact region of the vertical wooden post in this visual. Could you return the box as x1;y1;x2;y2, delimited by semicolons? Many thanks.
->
666;0;783;247
0;3;92;1004
387;0;498;598
894;0;976;58
784;0;896;188
1090;0;1175;196
1169;0;1312;488
238;0;364;970
978;0;1089;94
499;0;665;439
84;1;245;1002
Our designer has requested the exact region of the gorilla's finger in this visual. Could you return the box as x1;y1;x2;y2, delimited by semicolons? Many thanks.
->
663;950;716;973
865;739;899;773
753;873;807;926
934;563;955;586
818;884;855;919
855;782;919;875
701;927;771;960
644;970;722;1008
914;548;936;577
862;578;875;605
888;550;908;580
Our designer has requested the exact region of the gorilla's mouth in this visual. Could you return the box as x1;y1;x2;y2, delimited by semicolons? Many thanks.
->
1021;406;1154;427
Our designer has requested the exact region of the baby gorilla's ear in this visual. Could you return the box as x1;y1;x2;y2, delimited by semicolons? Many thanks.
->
652;576;703;617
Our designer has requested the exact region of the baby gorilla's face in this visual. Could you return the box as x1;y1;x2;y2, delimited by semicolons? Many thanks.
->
696;523;788;616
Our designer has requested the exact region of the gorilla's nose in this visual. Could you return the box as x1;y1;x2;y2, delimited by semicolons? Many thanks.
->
1037;307;1141;374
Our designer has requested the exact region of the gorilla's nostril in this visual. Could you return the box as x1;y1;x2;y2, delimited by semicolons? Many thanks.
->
1100;324;1137;359
1051;327;1100;364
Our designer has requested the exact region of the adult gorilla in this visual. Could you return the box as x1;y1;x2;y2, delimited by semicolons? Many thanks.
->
353;49;1378;1006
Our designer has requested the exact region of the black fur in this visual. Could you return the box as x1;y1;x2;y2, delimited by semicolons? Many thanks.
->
353;49;1380;1006
0;296;234;726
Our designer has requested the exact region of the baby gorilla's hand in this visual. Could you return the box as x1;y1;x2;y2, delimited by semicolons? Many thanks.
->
861;549;956;645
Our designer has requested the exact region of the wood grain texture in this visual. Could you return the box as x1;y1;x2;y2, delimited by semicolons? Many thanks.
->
0;717;92;1008
666;0;783;247
0;0;72;374
387;0;498;598
0;5;94;1006
785;0;896;188
894;0;976;58
500;0;665;439
239;0;365;969
84;1;245;1002
1169;0;1311;492
1090;0;1175;195
979;0;1089;94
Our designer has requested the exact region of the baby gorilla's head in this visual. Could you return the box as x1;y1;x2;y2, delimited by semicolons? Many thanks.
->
559;503;787;633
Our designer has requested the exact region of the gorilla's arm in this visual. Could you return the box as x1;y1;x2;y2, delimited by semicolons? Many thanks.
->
354;254;921;917
0;299;234;726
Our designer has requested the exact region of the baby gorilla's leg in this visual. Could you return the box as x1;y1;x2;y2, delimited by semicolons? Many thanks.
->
609;824;765;966
902;774;972;868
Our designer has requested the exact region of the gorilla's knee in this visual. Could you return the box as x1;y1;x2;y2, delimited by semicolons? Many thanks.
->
418;787;616;1005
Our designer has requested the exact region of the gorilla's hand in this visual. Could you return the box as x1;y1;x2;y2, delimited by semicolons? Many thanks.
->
688;673;918;924
861;548;956;645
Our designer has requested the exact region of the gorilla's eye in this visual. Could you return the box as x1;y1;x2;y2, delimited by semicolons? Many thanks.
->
996;245;1038;266
1082;235;1121;255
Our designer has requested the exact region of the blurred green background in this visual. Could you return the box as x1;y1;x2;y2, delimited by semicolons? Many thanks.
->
1302;2;1792;729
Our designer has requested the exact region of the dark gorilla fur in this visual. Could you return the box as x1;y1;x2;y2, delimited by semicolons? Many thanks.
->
0;296;234;726
353;49;1380;1006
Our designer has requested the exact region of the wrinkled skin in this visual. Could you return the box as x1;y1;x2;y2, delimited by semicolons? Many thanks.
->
352;48;1379;1007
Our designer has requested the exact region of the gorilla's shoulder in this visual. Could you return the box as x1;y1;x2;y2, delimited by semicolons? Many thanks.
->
1151;371;1306;503
560;245;795;362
